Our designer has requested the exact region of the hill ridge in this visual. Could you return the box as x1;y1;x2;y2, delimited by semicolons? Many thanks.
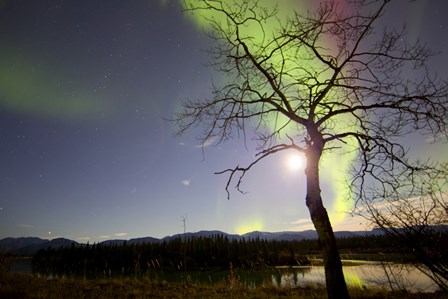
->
0;229;379;255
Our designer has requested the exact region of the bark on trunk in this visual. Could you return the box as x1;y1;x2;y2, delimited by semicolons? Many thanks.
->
305;133;350;299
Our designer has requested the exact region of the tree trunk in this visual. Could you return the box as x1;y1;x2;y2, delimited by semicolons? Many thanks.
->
305;136;350;299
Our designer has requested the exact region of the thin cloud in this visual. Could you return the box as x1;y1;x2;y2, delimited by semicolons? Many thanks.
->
114;232;128;237
290;218;311;225
77;236;91;242
291;214;368;232
290;218;314;231
181;179;191;186
195;136;217;148
18;224;33;228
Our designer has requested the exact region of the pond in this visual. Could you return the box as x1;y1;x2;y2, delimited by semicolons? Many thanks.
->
270;262;439;293
10;258;440;293
150;261;439;293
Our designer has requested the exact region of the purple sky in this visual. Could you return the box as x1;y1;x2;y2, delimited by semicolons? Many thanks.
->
0;0;446;242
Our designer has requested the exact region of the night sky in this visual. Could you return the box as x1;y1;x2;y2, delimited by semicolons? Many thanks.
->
0;0;447;243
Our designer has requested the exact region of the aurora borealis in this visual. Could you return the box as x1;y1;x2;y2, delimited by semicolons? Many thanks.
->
0;0;447;242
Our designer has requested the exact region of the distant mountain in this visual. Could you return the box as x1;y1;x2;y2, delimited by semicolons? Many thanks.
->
99;239;128;246
0;229;382;255
334;231;374;238
129;236;160;244
3;226;446;256
242;230;319;241
99;231;239;247
162;230;241;242
0;237;47;252
100;236;160;246
0;237;77;255
20;238;77;255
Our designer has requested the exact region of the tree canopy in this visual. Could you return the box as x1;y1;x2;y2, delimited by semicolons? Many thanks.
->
175;0;448;297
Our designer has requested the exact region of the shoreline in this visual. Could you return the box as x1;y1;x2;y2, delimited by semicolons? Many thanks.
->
1;272;447;299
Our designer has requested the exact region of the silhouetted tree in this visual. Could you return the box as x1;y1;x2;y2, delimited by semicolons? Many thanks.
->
175;0;448;298
358;163;448;290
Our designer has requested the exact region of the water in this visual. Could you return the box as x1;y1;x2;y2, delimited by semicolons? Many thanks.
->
137;262;440;293
8;257;32;274
270;262;439;293
10;259;440;293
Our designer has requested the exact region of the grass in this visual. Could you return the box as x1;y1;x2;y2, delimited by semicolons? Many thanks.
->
1;272;448;299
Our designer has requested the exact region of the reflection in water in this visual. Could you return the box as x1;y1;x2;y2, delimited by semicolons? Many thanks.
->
271;263;439;293
8;257;32;274
13;259;439;293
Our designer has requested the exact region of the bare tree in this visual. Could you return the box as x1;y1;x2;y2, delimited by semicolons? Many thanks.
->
174;0;448;298
358;163;448;290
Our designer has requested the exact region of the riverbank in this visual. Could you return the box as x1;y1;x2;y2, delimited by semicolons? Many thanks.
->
1;272;447;299
5;255;444;294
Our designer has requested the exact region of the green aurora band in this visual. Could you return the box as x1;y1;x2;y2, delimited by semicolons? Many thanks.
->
179;0;358;228
0;48;107;122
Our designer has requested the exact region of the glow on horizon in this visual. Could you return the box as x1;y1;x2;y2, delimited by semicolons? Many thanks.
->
235;219;263;235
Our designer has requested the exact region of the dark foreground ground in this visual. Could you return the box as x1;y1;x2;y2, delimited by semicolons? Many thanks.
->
1;273;448;299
